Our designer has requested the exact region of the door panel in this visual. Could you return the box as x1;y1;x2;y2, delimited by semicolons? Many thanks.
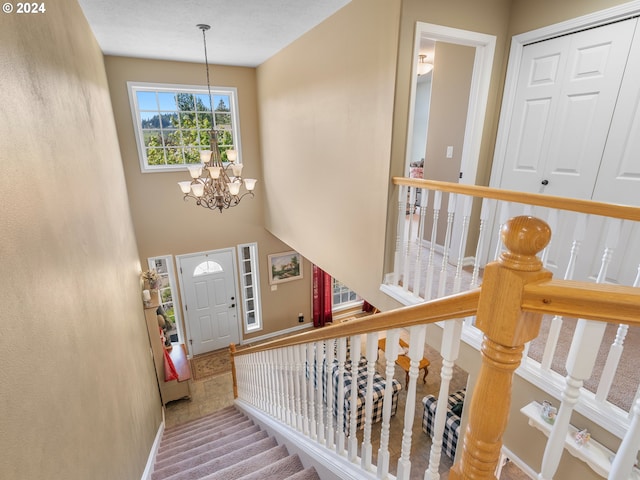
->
179;249;239;355
593;23;640;206
495;18;638;281
500;19;636;198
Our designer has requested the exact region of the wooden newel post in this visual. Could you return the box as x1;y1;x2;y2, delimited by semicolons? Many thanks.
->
229;343;238;399
449;216;552;480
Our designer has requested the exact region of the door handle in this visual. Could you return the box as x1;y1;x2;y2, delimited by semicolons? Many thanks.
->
541;179;549;185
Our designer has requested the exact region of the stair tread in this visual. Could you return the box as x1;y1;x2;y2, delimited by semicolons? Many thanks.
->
235;454;304;480
160;412;245;446
163;406;237;436
157;436;280;480
287;467;321;480
156;418;253;460
154;424;262;471
151;430;269;480
199;444;290;480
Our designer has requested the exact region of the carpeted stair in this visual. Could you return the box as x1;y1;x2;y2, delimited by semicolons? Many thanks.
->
151;406;320;480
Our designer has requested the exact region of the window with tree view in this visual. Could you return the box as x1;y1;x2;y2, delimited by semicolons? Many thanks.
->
128;82;241;172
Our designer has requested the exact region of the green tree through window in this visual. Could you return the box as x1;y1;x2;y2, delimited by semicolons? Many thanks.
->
129;83;240;172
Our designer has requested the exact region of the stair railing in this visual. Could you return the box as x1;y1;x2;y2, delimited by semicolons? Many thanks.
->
231;215;640;479
387;178;640;439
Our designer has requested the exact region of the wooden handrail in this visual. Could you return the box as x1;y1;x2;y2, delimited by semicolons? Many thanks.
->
232;288;480;357
522;280;640;324
393;177;640;222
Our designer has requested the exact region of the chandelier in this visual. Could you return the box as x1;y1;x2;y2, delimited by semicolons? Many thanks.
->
178;24;257;213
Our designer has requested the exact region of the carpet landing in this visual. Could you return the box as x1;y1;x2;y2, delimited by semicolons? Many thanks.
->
152;406;320;480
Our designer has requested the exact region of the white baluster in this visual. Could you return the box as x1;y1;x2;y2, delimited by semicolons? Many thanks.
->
397;325;427;480
276;348;289;424
348;335;362;462
299;344;309;435
284;347;298;428
284;348;292;424
378;329;401;479
610;396;640;479
425;319;463;480
413;187;430;298
335;337;348;455
292;346;303;431
541;214;587;371
394;185;408;286
539;209;558;267
437;193;457;298
361;333;379;470
471;198;494;289
425;190;442;300
266;350;280;418
307;342;317;440
402;187;417;292
272;349;282;420
597;260;639;403
268;350;277;416
538;219;621;480
315;340;325;444
326;339;335;449
453;195;473;294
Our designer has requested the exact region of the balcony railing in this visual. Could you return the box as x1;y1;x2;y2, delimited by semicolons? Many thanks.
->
229;181;640;480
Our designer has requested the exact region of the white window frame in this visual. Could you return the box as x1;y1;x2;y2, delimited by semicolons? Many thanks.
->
237;242;263;333
127;81;242;173
332;278;362;313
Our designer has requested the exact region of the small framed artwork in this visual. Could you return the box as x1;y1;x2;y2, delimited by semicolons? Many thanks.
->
268;251;303;285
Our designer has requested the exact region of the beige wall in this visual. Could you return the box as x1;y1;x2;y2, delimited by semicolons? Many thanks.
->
424;42;475;184
0;3;161;479
104;56;313;343
257;0;403;312
508;0;634;36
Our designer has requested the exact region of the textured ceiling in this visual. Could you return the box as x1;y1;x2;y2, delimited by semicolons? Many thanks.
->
77;0;352;67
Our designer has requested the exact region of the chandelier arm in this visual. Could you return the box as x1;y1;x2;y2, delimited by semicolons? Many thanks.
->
176;24;256;215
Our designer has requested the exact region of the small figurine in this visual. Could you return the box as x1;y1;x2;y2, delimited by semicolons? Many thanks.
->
575;428;591;447
541;400;557;424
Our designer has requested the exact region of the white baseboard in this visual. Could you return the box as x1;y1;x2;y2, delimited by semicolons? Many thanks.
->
141;409;165;480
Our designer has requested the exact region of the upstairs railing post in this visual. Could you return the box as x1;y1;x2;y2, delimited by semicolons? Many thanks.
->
230;343;238;399
449;216;552;480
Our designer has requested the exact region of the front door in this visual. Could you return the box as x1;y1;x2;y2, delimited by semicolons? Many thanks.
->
178;249;240;356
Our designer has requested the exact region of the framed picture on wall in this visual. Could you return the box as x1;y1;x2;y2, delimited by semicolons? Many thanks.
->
268;251;303;285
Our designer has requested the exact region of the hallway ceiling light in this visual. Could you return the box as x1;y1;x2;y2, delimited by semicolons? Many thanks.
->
178;24;257;213
417;54;433;76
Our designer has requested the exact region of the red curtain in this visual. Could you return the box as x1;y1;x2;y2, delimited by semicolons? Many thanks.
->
312;265;333;327
363;301;376;313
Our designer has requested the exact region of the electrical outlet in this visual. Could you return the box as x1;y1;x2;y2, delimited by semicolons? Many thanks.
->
298;313;304;323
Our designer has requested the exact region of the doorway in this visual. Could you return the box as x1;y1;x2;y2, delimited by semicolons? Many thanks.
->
407;23;496;187
177;248;241;356
405;23;496;259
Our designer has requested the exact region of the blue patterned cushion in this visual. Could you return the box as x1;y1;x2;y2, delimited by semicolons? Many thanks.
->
422;389;465;460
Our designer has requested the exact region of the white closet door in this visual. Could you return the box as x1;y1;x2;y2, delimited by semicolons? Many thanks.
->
499;18;637;199
592;23;640;207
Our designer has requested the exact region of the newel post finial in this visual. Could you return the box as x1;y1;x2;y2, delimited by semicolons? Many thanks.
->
449;215;552;480
499;215;551;271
